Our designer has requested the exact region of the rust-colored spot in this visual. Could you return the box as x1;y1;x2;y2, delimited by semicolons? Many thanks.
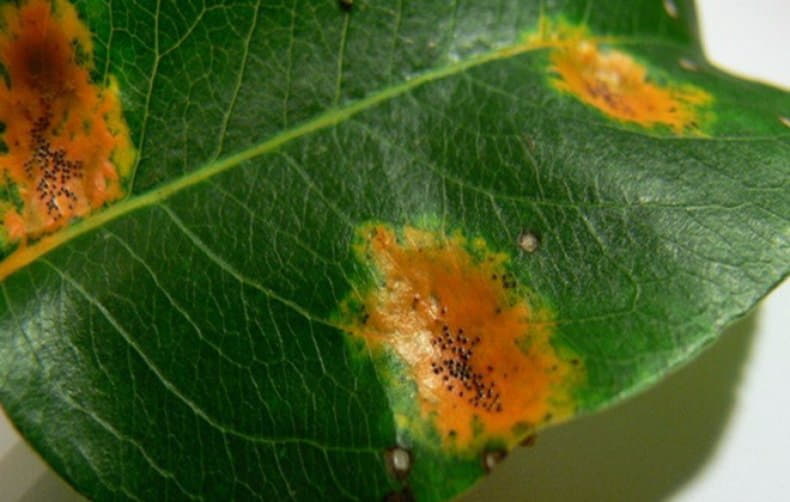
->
526;20;711;133
340;224;581;452
0;0;134;243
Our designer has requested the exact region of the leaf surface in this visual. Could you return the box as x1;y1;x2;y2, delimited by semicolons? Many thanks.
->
0;0;787;500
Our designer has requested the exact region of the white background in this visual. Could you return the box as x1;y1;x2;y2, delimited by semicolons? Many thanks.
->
1;1;788;500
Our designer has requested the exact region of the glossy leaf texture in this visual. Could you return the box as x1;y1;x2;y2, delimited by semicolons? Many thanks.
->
0;0;787;500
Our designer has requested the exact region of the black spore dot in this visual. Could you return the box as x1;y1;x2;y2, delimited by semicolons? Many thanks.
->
338;0;353;12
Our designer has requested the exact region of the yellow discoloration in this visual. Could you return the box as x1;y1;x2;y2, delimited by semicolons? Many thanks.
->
0;0;135;243
340;224;581;452
527;19;711;133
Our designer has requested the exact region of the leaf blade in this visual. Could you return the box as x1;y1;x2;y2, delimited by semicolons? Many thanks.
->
0;1;787;501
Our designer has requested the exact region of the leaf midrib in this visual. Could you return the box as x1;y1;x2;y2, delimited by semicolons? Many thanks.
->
1;41;540;280
0;34;771;281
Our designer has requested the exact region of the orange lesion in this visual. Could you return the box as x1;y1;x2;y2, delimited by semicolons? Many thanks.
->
340;224;581;451
525;19;711;133
0;0;134;244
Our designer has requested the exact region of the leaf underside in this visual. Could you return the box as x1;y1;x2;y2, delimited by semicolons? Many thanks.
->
0;0;787;501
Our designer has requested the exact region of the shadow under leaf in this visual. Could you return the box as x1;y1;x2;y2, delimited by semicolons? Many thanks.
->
461;310;759;502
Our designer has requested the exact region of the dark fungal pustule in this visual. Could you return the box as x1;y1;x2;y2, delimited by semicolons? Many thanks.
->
26;100;84;219
426;314;504;413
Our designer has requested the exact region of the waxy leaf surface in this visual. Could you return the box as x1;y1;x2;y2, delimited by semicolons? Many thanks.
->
0;0;787;500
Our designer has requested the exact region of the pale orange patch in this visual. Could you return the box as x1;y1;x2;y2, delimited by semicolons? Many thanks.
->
0;0;135;242
342;224;580;451
527;20;711;132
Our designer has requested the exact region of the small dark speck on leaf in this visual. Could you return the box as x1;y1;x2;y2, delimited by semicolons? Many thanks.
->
338;0;353;12
384;488;415;502
520;434;538;448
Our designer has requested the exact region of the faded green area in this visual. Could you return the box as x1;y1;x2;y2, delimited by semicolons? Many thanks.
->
0;1;787;501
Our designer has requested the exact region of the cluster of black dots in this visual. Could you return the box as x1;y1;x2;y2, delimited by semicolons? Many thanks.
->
24;100;83;219
491;272;517;290
429;316;504;414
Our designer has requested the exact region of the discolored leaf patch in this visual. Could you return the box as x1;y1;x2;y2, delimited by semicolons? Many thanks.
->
340;223;583;453
527;18;711;133
0;0;134;245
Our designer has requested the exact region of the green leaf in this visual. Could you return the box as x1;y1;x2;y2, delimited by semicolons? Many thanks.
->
0;0;787;500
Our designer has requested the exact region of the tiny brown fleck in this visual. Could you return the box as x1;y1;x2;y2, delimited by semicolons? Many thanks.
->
384;488;415;502
520;434;538;448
